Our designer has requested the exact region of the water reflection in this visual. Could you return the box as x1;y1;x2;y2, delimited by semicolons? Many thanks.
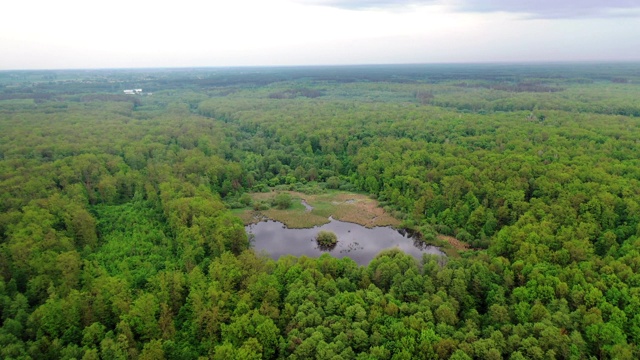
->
246;217;445;266
316;241;337;252
300;199;313;212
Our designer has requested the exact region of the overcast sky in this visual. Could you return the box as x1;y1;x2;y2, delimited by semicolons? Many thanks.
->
2;0;640;69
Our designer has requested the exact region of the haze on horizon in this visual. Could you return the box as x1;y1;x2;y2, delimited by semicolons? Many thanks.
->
2;0;640;70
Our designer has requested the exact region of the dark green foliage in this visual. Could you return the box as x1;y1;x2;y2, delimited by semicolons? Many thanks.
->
1;64;640;359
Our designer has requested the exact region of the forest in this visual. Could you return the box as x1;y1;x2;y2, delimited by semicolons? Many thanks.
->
1;63;640;359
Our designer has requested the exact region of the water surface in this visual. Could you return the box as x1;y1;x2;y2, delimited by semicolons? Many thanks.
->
246;217;444;266
301;199;313;211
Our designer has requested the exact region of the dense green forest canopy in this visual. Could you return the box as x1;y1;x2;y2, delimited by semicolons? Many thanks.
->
1;63;640;359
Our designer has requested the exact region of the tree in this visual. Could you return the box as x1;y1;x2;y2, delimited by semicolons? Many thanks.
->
273;193;292;210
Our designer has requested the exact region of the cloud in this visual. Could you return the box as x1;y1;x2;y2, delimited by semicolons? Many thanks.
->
301;0;640;18
299;0;437;10
456;0;640;18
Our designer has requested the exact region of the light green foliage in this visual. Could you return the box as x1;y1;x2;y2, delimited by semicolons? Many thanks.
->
273;192;292;210
0;65;639;359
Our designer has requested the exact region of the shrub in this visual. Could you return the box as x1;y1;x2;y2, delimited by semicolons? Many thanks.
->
316;230;338;248
273;193;292;210
239;193;252;207
435;224;452;236
455;229;473;242
228;201;244;209
253;201;270;211
326;176;341;189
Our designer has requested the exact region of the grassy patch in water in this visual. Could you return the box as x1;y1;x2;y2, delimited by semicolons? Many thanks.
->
262;208;330;228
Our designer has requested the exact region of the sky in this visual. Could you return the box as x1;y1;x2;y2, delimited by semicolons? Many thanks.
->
2;0;640;69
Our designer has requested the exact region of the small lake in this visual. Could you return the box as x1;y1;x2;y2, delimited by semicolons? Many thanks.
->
246;217;445;266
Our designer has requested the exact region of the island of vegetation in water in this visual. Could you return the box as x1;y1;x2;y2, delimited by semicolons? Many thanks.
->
1;63;640;359
315;230;338;248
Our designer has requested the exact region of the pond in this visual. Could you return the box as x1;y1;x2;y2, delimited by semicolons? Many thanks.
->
246;217;445;266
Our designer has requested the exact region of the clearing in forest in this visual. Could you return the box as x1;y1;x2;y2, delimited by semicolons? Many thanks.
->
236;190;401;229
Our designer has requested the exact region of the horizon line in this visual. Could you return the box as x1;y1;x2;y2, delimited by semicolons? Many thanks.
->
2;59;640;72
